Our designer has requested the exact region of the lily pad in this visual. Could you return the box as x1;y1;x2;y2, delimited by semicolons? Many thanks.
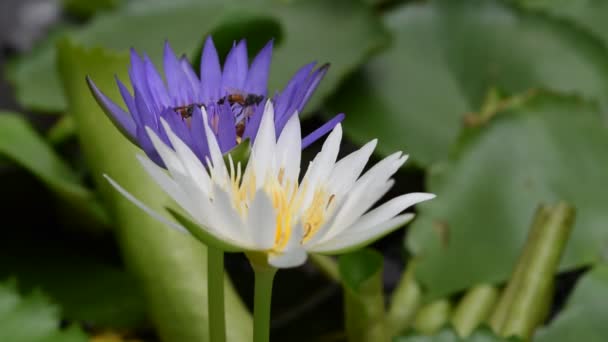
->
407;93;608;298
0;280;87;342
535;263;608;342
328;0;608;166
7;0;387;113
515;0;608;50
0;227;147;329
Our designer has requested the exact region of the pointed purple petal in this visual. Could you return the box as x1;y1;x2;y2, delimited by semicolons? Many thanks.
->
133;86;157;131
180;56;200;102
274;62;316;124
86;76;137;143
297;63;329;112
275;63;329;134
244;40;273;96
164;41;194;105
128;49;155;106
200;36;222;103
143;54;170;111
301;113;345;149
221;40;248;94
217;101;237;152
189;106;210;162
115;76;136;115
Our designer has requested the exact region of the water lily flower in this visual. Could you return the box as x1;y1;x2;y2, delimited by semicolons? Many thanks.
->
87;37;344;166
105;101;435;268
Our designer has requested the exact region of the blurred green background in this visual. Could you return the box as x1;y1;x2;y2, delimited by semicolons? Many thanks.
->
1;0;608;341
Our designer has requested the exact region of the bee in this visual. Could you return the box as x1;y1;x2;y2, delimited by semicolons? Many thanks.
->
172;103;201;120
217;93;264;107
218;92;265;142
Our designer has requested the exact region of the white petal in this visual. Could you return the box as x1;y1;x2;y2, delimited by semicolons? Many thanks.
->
145;126;186;178
160;118;212;194
299;124;342;207
309;213;415;254
348;192;435;233
136;154;197;217
104;174;187;234
323;152;407;237
211;184;257;248
268;222;307;268
305;124;342;184
248;101;276;188
246;190;277;249
275;112;301;184
201;107;229;184
327;139;377;198
314;179;394;244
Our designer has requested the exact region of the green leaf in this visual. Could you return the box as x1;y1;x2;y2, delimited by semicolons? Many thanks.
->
63;0;121;19
0;113;109;230
407;92;608;298
8;0;387;113
0;229;147;329
535;263;608;342
339;248;388;342
57;39;252;342
515;0;608;50
395;328;518;342
328;0;608;166
0;280;87;342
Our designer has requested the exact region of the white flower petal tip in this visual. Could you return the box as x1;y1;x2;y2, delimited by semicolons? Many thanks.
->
107;105;435;267
102;174;188;234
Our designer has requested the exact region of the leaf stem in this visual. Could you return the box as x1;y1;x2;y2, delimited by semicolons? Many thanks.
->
208;246;226;342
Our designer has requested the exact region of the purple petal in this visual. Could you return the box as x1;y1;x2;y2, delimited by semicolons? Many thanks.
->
133;86;158;131
297;63;329;113
160;107;192;149
274;62;316;125
221;40;248;94
86;76;137;143
180;56;200;102
128;48;155;107
164;41;194;105
115;76;136;115
200;36;222;103
143;54;170;111
189;106;210;162
216;101;237;152
301;113;345;149
275;64;329;134
244;40;273;96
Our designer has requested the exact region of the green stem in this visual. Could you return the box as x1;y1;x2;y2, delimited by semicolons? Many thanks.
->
451;284;498;337
252;263;277;342
208;246;226;342
310;254;340;282
387;260;421;336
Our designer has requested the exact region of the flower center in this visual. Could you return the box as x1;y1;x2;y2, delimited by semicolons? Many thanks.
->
172;92;265;143
221;159;337;253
